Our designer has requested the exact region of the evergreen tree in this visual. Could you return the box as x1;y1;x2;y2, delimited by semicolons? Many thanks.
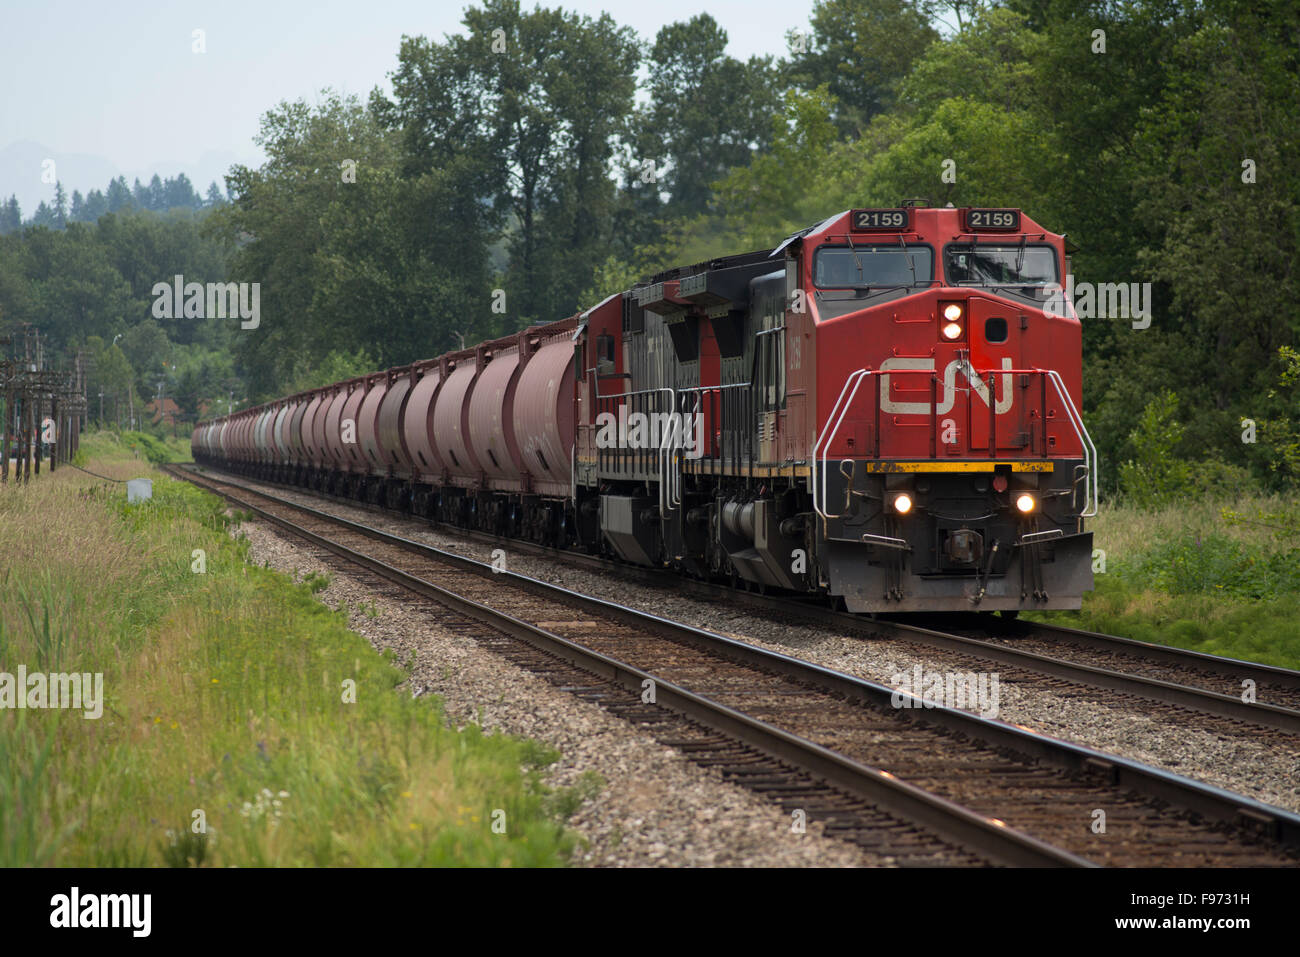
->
30;201;56;227
0;195;20;234
70;189;86;222
205;181;225;206
164;172;200;208
83;189;108;220
53;181;68;228
147;173;164;210
106;176;132;212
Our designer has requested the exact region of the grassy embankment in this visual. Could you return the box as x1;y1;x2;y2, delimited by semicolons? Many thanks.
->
1031;494;1300;670
1;432;586;866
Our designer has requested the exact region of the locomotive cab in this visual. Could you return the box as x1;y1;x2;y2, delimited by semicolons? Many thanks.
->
804;205;1096;613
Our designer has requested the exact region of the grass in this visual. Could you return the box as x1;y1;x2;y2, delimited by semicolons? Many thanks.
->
0;440;586;866
1030;493;1300;670
73;428;193;466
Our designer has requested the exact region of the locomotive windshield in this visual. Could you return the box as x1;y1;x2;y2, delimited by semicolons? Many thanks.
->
813;244;933;288
944;244;1058;287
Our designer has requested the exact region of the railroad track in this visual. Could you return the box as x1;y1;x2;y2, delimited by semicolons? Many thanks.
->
167;464;1300;866
937;614;1300;713
195;466;1300;738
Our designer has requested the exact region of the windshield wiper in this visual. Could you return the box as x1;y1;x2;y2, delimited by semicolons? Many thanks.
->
816;287;872;299
845;233;865;282
896;234;916;285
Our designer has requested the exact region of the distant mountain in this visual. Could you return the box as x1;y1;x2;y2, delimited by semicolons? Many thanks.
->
0;140;258;218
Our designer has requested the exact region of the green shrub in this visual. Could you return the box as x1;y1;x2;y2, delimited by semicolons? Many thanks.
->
1118;532;1300;601
120;430;172;464
1117;390;1192;507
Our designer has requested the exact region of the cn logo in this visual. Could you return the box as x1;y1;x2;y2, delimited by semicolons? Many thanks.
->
879;357;1014;415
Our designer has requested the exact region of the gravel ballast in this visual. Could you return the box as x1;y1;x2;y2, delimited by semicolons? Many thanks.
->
211;473;1300;817
233;516;893;867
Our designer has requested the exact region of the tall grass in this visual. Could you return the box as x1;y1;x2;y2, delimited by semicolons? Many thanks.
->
1034;493;1300;669
0;448;582;866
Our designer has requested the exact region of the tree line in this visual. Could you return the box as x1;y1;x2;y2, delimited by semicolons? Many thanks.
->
214;0;1299;495
0;207;236;430
0;173;228;234
1;0;1296;496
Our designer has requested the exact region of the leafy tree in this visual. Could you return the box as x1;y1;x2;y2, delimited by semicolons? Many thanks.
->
169;342;236;418
711;86;842;248
283;349;378;395
87;338;136;427
1117;391;1192;507
210;90;484;398
21;223;140;347
1130;13;1299;413
633;14;779;218
787;0;940;132
375;0;639;322
830;96;1050;210
898;7;1046;114
119;318;172;390
1259;346;1300;485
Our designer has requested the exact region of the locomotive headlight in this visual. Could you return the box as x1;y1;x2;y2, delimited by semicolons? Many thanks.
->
892;493;914;515
1015;493;1036;514
943;303;963;321
942;321;964;340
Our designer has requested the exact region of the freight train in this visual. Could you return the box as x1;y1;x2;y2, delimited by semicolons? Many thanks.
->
193;204;1097;614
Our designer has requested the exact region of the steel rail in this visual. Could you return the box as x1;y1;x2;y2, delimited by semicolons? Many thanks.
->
170;464;1300;856
168;465;1089;866
180;463;1300;732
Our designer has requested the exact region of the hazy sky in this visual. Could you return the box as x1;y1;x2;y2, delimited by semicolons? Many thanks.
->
2;0;818;193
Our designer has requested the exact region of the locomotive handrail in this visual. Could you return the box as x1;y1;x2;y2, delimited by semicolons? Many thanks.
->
677;382;751;491
591;381;678;518
1039;368;1099;518
812;368;869;520
812;366;1098;521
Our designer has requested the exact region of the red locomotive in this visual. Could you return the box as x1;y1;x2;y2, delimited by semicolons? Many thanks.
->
194;203;1096;614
